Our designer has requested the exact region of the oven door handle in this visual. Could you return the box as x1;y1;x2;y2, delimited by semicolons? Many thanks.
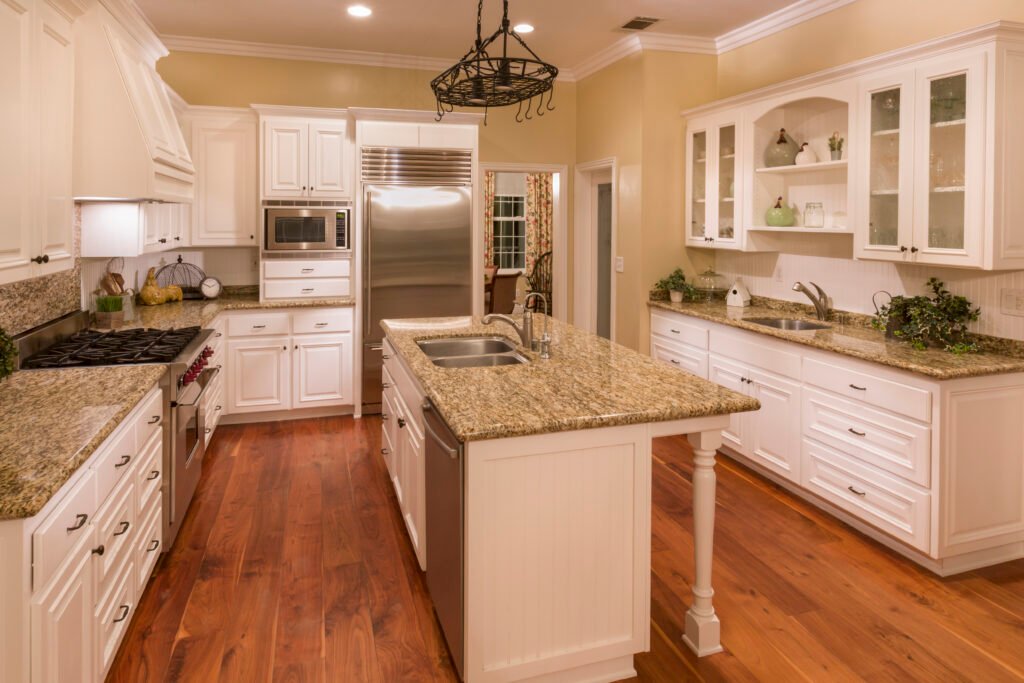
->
175;367;220;407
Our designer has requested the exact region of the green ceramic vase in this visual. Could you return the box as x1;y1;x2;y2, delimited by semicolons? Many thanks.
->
764;128;799;167
765;197;796;227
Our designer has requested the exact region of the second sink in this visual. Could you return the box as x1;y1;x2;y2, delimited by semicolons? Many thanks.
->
745;317;831;331
417;336;517;358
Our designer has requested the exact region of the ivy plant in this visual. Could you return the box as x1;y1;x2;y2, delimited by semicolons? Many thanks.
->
872;278;980;354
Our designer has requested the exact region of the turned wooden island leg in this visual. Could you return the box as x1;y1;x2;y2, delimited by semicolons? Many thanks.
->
683;430;724;656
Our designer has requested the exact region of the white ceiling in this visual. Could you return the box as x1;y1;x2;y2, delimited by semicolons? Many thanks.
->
136;0;799;71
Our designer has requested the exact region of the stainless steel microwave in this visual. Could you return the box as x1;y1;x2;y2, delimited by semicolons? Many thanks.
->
265;207;350;251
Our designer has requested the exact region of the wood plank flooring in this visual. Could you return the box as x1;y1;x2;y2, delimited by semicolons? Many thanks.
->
108;417;1024;682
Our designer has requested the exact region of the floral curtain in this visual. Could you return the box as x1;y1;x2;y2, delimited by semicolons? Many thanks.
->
483;171;496;265
525;172;553;274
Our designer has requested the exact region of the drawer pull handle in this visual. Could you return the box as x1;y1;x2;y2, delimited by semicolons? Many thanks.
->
382;382;392;389
302;288;314;293
67;514;88;532
848;428;866;437
382;354;391;360
670;329;681;334
92;544;105;556
301;268;315;273
114;521;130;537
381;447;390;455
252;324;266;329
398;417;406;428
147;416;161;424
146;470;160;481
849;384;867;391
205;428;212;434
216;405;222;411
215;332;223;337
147;539;160;552
115;455;132;468
315;322;329;327
113;605;130;623
670;359;680;365
382;413;389;421
847;485;867;497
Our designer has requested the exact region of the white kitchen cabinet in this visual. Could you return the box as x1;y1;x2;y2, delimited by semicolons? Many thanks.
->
685;113;743;249
0;0;78;286
227;337;291;413
30;529;97;683
188;108;258;246
81;202;188;257
293;333;353;408
262;116;350;199
707;355;748;453
356;120;477;150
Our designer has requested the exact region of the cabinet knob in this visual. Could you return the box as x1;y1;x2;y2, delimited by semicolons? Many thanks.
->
910;246;919;253
92;545;105;556
397;417;406;428
159;238;167;244
31;254;50;264
174;236;181;241
205;427;212;434
302;186;307;191
250;234;254;240
899;246;908;252
381;447;390;455
311;186;315;191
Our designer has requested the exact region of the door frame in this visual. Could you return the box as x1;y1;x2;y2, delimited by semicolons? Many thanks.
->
573;157;617;340
479;162;569;320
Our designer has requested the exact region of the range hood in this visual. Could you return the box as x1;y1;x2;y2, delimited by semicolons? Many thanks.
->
73;2;194;203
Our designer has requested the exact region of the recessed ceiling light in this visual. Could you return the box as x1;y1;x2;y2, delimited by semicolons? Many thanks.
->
347;5;372;18
514;23;534;34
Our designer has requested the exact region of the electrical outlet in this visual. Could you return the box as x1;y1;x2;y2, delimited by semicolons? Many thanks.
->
1000;288;1024;317
615;256;624;273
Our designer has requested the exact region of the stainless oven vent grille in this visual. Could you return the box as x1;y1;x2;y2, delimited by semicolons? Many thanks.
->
361;147;473;184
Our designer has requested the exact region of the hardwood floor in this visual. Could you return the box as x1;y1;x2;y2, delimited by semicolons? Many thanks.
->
108;417;1024;682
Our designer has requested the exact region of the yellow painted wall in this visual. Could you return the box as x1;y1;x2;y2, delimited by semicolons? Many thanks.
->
718;0;1024;97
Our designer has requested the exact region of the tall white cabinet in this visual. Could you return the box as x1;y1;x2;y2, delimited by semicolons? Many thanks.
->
261;116;351;200
0;0;79;286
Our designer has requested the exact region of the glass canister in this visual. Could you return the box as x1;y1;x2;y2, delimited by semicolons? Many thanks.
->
694;268;728;302
804;202;825;228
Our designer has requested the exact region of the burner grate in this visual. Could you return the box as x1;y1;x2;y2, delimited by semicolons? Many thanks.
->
22;326;202;369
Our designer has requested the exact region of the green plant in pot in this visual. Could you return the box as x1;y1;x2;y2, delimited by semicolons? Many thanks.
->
828;131;844;161
0;327;16;383
654;268;694;303
95;294;125;329
872;278;980;353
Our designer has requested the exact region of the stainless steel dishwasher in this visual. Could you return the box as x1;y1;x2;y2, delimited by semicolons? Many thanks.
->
422;400;465;680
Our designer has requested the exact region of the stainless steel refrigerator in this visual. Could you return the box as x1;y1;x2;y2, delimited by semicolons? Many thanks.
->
361;147;474;412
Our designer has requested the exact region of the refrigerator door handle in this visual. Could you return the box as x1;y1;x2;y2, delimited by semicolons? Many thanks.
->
363;190;372;337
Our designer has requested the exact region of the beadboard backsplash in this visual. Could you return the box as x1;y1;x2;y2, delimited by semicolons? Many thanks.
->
716;252;1024;341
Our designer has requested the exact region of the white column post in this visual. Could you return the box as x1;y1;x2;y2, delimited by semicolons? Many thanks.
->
683;429;724;656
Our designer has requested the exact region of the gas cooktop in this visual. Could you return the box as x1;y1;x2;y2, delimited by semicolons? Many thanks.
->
21;326;203;369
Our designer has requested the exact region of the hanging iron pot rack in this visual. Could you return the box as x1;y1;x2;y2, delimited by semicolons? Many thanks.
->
431;0;558;123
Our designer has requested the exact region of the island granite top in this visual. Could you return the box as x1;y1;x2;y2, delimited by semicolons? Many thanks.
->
382;315;760;442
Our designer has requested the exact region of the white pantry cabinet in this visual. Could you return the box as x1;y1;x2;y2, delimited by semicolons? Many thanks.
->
650;306;1024;575
261;116;351;199
187;108;258;246
0;0;79;286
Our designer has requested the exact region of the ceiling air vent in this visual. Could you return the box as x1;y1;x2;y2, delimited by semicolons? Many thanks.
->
620;16;660;31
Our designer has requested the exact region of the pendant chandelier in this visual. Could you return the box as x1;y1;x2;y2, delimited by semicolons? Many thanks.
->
431;0;558;123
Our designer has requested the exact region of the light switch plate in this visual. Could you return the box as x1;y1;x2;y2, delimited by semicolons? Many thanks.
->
615;256;624;273
1000;288;1024;317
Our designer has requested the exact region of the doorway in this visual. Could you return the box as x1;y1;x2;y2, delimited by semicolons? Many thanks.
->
479;163;568;320
574;159;617;340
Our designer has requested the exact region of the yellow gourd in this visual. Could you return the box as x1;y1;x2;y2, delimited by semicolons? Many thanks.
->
138;268;167;306
164;284;183;302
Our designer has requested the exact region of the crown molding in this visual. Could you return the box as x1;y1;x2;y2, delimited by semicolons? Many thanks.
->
571;35;642;81
716;0;858;53
638;33;718;55
99;0;167;63
348;107;484;125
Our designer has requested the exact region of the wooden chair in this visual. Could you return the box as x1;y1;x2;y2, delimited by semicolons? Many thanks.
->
487;272;520;315
483;265;498;311
526;250;552;314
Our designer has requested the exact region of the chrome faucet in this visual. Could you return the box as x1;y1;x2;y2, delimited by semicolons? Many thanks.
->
792;282;831;321
482;292;551;359
524;293;551;359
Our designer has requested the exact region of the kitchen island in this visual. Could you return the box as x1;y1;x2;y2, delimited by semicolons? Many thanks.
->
381;315;759;683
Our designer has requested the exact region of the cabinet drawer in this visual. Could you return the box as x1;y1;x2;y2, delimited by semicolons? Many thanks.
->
709;328;801;379
650;336;708;379
802;438;930;552
136;503;162;589
803;388;931;487
93;421;137;504
32;470;98;590
292;307;353;334
227;312;291;337
96;553;135;678
263;278;350;300
650;311;708;349
135;388;164;455
264;259;350;279
135;429;163;521
94;472;136;601
803;357;931;423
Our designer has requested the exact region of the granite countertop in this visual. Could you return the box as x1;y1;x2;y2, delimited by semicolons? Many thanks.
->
118;291;355;331
382;315;760;442
648;298;1024;380
0;365;167;520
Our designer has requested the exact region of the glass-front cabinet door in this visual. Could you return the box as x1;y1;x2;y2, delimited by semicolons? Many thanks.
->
710;122;739;247
686;126;710;246
912;53;985;266
857;71;915;261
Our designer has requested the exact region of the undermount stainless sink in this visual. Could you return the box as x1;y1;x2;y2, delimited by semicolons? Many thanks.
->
416;336;528;368
745;317;831;331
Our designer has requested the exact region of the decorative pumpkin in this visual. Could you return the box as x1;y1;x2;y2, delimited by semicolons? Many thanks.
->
139;268;166;306
794;142;817;165
764;128;799;167
765;197;796;227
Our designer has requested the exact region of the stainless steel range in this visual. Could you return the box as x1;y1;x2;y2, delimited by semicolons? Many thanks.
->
18;312;217;549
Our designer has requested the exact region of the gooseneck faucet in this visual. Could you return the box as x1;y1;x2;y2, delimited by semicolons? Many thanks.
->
482;292;551;359
792;282;831;321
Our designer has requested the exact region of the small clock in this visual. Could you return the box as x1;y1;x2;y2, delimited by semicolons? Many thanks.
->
200;276;222;299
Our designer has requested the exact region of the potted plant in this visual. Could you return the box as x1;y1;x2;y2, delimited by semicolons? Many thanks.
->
872;278;980;354
95;294;125;329
655;268;692;303
0;327;15;383
828;131;844;161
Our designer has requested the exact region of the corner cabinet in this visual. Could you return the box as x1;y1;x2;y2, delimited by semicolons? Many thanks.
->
0;0;79;286
685;114;745;250
261;116;352;200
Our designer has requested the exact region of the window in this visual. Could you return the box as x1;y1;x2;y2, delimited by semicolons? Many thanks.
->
492;195;526;270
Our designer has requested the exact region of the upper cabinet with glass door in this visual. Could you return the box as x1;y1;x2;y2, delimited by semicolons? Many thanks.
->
685;115;744;250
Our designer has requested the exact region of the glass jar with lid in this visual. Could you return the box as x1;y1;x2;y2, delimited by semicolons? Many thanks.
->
804;202;825;228
694;268;728;302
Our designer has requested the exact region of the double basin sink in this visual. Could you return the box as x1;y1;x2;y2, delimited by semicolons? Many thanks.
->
744;318;830;331
417;336;529;368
